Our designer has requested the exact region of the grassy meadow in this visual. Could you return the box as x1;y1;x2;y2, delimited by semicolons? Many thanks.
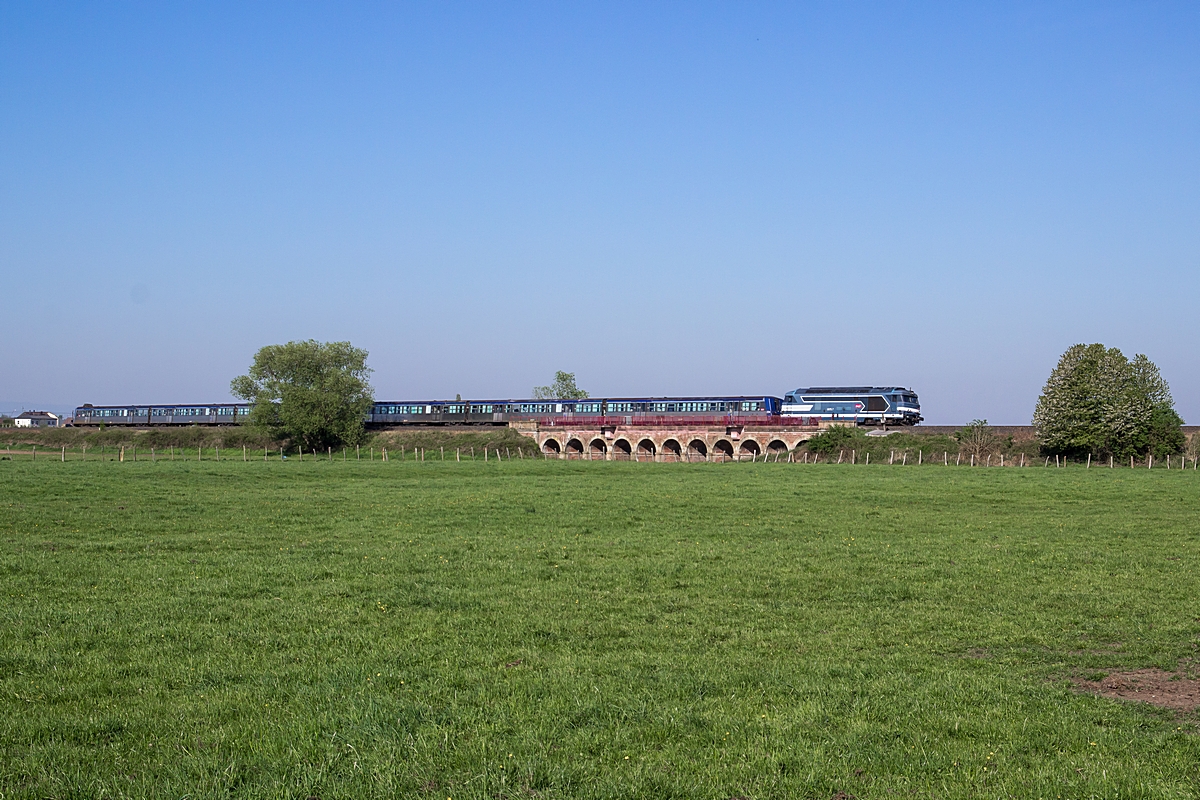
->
2;458;1200;798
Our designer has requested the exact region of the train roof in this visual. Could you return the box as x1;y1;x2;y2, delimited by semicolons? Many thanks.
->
373;395;780;404
76;402;248;409
790;387;913;394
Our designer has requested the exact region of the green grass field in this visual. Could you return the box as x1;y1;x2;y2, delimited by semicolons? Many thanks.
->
2;459;1199;799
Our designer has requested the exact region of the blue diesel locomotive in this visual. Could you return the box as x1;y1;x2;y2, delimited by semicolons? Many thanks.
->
781;387;923;425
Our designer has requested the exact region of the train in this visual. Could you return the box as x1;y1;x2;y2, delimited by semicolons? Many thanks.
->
72;387;922;427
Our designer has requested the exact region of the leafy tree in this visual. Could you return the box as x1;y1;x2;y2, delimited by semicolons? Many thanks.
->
231;340;374;450
532;371;589;400
1033;344;1182;458
1136;405;1186;459
955;419;999;459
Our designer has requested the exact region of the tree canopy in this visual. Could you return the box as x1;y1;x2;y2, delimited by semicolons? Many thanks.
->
532;371;589;400
230;340;374;449
1032;344;1183;458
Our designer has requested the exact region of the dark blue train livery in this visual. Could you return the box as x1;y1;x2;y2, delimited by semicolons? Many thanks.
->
73;388;921;426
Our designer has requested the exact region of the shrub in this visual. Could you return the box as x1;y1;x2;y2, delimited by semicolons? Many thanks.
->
804;425;867;456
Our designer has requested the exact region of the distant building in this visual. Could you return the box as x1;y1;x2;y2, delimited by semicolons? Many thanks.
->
14;411;60;428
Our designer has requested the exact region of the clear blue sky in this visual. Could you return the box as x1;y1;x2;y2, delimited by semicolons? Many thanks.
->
2;2;1197;424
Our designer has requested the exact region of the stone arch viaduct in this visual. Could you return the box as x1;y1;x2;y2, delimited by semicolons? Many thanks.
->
513;419;839;461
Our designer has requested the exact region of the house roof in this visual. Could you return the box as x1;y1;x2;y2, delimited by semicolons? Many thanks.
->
16;411;59;419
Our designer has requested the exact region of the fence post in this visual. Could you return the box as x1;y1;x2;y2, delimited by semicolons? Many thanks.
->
1148;454;1153;470
457;448;460;462
243;445;247;462
1087;453;1090;469
357;444;360;460
970;454;974;467
61;445;65;462
865;452;869;465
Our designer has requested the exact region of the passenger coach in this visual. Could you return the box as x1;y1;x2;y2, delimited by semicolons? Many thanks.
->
73;403;251;426
366;396;782;426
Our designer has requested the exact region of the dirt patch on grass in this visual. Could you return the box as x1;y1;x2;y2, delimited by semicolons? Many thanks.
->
1072;669;1200;712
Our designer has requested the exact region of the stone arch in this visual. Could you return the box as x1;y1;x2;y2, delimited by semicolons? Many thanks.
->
767;439;789;454
661;438;683;462
589;438;608;459
541;437;562;456
636;438;656;461
687;439;708;462
566;438;584;459
613;438;632;460
738;439;762;458
713;439;734;461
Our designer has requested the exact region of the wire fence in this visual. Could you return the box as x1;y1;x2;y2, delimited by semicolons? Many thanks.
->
5;442;1196;470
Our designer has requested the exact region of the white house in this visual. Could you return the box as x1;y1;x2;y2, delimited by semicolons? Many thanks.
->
14;411;60;428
